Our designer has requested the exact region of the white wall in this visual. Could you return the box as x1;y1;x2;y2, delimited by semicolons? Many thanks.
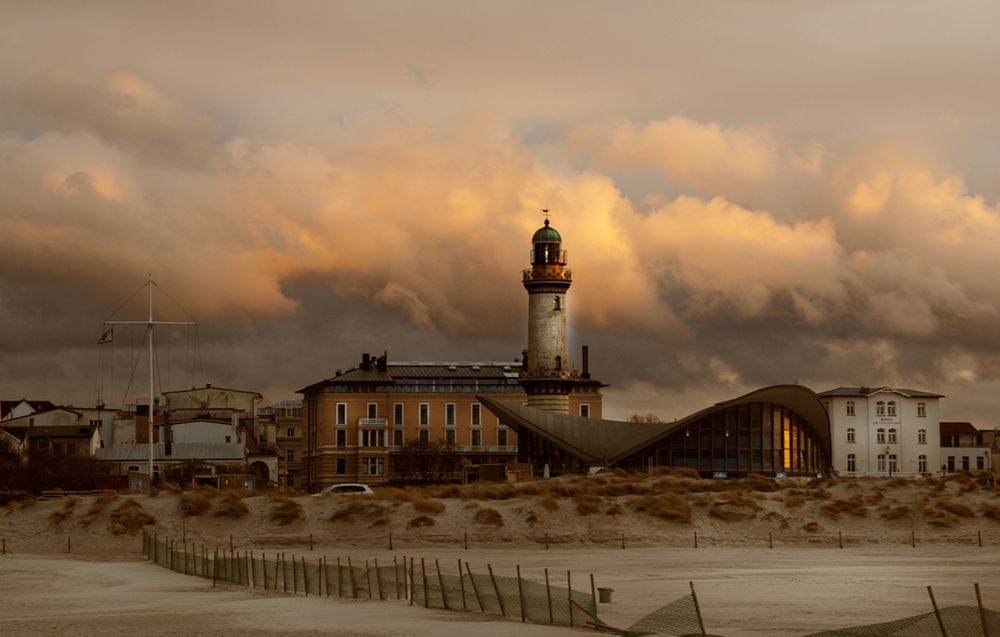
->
166;420;237;444
827;391;939;477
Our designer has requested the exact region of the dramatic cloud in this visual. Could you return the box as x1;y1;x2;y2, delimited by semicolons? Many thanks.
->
2;4;1000;424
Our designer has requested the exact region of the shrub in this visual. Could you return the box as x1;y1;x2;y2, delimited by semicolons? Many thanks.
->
803;521;820;533
269;497;303;525
604;502;624;516
330;500;387;523
741;474;779;492
575;494;602;516
88;492;118;516
631;493;691;523
880;504;911;520
160;482;183;494
181;492;212;516
926;509;957;528
981;503;1000;521
412;496;446;514
48;497;77;527
819;496;867;520
937;500;974;518
708;495;761;521
540;492;559;511
213;492;250;519
473;507;504;526
783;494;806;508
108;499;156;535
408;515;435;529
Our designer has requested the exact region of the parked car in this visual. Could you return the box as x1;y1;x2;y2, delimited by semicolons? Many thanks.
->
312;483;375;496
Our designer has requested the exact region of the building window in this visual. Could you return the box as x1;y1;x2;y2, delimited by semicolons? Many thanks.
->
947;456;955;472
392;429;403;447
877;454;886;472
336;429;346;447
888;428;897;444
393;403;404;426
287;475;294;487
336;458;347;475
362;430;385;447
876;428;885;444
918;429;927;444
418;429;430;444
978;456;985;470
471;403;481;426
962;456;970;471
497;429;508;447
847;428;855;443
918;402;926;417
445;403;456;426
553;296;561;311
887;401;897;417
846;401;855;416
336;403;347;425
876;401;885;416
367;403;377;419
888;454;897;473
224;436;231;443
419;403;429;426
286;449;295;462
445;429;456;446
918;455;927;473
471;429;482;447
127;465;140;473
363;457;384;476
286;427;295;437
580;404;590;418
847;454;856;473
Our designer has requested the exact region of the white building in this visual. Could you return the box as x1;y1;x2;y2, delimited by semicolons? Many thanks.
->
818;387;942;477
939;422;992;474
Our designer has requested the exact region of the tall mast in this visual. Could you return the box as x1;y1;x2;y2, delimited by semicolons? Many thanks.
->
148;273;154;481
105;274;197;490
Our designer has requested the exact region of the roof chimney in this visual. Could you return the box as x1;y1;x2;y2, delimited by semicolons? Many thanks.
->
582;345;590;379
362;353;371;370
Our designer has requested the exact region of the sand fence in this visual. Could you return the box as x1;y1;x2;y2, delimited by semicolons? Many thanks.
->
143;530;600;629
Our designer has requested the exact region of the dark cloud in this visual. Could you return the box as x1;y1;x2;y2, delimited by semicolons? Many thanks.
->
3;4;1000;425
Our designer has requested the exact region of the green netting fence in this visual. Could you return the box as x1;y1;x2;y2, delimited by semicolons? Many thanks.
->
143;530;598;628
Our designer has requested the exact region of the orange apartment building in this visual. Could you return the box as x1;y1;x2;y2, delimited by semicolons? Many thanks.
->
298;352;603;490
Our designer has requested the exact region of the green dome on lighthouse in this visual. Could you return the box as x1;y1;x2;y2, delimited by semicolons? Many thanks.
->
532;219;562;244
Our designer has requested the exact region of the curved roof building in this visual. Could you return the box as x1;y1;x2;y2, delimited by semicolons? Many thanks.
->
479;384;831;477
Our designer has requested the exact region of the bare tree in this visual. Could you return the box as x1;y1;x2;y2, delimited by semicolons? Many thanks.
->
628;413;663;424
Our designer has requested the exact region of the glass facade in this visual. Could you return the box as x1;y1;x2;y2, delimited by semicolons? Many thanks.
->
639;401;826;476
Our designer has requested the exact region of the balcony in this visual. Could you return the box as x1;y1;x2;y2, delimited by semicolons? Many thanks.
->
523;267;572;282
358;418;388;426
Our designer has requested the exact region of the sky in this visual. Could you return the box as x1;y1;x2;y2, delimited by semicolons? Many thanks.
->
3;1;1000;422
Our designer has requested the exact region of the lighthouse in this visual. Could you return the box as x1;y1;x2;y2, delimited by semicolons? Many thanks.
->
520;214;580;413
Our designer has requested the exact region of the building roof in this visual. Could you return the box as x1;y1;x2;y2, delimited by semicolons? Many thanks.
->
94;441;246;461
299;360;524;393
162;384;263;399
1;399;56;419
479;384;832;466
940;422;979;436
817;387;944;399
532;219;562;244
1;424;95;438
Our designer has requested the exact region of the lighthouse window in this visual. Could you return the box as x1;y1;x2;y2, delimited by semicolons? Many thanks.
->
553;296;561;311
555;355;562;370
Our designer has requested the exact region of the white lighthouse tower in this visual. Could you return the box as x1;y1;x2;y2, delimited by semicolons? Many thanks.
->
520;214;580;413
